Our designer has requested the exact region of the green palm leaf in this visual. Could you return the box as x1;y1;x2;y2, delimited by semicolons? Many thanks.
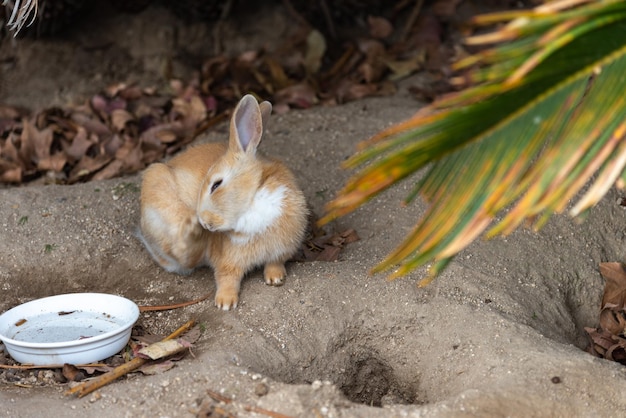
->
321;0;626;284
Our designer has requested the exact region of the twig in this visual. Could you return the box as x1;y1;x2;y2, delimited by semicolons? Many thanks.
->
206;389;233;404
281;0;311;30
193;113;228;138
139;291;214;312
65;319;196;398
206;389;294;418
212;0;235;55
322;44;357;81
0;363;107;370
319;0;336;39
401;0;425;42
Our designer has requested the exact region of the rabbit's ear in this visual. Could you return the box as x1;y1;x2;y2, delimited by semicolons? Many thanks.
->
259;101;272;131
230;94;263;154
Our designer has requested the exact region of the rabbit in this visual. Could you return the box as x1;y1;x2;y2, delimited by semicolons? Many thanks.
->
139;94;308;310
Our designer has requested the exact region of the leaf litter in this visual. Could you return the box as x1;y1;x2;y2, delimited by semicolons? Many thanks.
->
0;321;202;387
586;262;626;364
0;0;463;185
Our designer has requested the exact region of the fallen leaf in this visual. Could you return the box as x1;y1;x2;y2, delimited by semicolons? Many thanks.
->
431;0;464;17
37;152;67;172
599;262;626;309
76;364;115;374
335;80;379;103
0;161;21;183
599;306;626;336
315;246;342;262
180;326;202;345
293;213;360;262
0;105;26;120
1;5;457;186
62;364;86;382
91;159;124;181
368;16;394;39
69;155;113;182
384;54;425;81
275;83;318;110
586;327;613;357
138;360;177;375
585;262;626;365
606;338;626;363
70;111;111;136
304;29;326;75
110;109;134;132
63;127;94;162
408;12;444;71
138;339;190;360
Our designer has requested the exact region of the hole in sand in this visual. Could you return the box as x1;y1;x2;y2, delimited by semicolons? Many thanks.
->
244;324;423;408
337;351;414;407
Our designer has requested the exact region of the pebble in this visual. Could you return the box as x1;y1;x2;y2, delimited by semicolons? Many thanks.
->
255;382;269;397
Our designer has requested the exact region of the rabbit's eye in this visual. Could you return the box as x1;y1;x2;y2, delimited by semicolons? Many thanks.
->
210;179;223;193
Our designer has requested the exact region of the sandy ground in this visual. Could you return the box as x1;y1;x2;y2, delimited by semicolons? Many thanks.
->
2;2;626;417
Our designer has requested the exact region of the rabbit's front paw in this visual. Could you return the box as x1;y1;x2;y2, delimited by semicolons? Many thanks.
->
264;263;286;286
215;289;239;310
181;215;203;240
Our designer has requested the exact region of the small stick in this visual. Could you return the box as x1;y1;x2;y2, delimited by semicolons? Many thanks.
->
193;113;228;138
206;389;294;418
0;363;107;370
65;319;196;397
319;0;336;39
281;0;311;30
139;291;213;312
401;0;425;42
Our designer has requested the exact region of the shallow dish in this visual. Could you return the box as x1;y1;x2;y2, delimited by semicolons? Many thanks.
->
0;293;139;365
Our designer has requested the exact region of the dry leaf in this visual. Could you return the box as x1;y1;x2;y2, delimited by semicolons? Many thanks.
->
599;262;626;309
91;159;124;181
138;339;189;360
368;16;393;39
431;0;464;17
585;262;626;365
293;213;360;262
64;127;94;162
2;6;454;186
77;364;115;374
138;360;177;375
275;83;318;110
69;155;112;182
335;80;379;103
110;109;134;132
62;363;86;382
585;327;613;357
0;160;22;183
606;338;626;363
384;54;424;81
599;306;626;336
38;152;67;172
304;29;326;75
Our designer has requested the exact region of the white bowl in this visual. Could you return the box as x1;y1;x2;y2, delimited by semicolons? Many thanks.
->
0;293;139;366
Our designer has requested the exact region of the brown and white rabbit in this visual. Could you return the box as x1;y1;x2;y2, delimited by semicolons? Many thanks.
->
139;94;308;310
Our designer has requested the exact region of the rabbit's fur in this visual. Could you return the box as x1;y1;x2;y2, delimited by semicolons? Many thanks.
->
139;95;308;310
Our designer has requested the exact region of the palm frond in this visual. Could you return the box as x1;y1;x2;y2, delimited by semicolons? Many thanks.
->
321;0;626;284
2;0;38;34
